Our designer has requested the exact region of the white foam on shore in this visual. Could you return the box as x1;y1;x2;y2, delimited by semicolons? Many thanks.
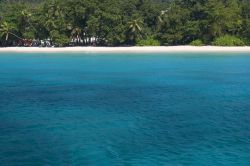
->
1;46;250;53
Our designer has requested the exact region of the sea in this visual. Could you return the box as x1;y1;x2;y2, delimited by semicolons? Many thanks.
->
0;53;250;165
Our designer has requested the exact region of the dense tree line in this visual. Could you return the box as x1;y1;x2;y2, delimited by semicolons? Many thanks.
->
0;0;250;46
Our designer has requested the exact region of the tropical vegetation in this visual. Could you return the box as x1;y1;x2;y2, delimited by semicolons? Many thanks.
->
0;0;250;46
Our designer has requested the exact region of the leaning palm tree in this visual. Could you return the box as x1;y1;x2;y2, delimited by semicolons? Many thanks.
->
128;19;143;43
0;21;23;41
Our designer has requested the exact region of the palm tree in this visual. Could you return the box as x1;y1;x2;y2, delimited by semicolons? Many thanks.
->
67;25;82;45
128;19;143;43
71;27;82;45
156;9;169;30
0;21;23;41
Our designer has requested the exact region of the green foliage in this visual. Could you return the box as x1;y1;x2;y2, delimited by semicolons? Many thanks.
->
212;35;245;46
136;38;160;46
22;31;35;39
0;21;12;40
0;0;250;46
127;19;144;44
50;30;69;47
157;0;246;45
190;39;204;46
0;21;19;41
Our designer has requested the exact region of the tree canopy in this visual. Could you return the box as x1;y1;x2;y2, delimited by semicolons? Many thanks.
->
0;0;249;46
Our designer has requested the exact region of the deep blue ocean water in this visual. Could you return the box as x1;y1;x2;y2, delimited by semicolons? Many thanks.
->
0;53;250;166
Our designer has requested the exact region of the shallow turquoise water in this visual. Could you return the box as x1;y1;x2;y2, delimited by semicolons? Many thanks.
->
0;53;250;165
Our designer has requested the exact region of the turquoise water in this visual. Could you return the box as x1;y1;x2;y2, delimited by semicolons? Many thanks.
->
0;53;250;165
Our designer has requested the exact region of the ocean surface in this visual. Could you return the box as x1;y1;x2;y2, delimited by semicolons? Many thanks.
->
0;53;250;166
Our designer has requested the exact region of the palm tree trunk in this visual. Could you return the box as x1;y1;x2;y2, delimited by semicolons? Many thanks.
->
5;33;9;41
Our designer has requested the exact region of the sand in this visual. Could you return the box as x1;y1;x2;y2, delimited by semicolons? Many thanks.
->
0;46;250;53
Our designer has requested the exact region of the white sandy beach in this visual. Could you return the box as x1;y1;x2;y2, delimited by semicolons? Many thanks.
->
1;46;250;53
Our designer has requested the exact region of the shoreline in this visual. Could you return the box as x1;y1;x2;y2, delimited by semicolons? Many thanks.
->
1;46;250;53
